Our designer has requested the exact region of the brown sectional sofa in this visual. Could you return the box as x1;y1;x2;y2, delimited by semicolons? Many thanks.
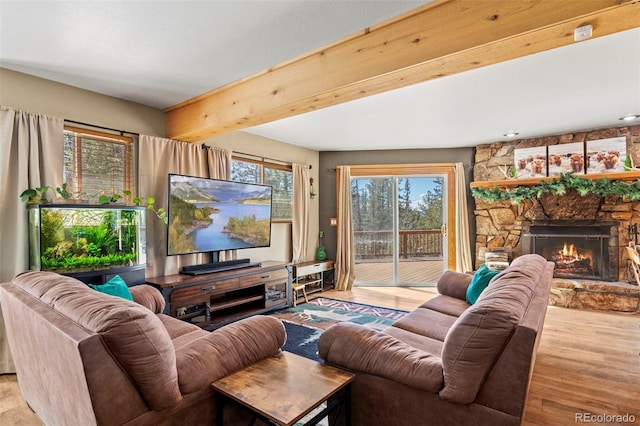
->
318;254;554;426
0;271;286;425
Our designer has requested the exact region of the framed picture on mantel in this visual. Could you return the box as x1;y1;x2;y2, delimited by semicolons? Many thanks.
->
586;137;626;174
514;146;547;179
548;142;585;176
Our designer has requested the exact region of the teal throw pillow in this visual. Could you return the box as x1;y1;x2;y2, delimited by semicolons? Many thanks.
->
89;275;133;301
466;264;500;304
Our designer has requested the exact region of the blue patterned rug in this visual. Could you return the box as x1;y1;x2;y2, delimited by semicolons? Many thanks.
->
271;298;408;362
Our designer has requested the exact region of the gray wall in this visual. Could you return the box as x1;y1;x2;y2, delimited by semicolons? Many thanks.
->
318;148;476;266
0;68;165;137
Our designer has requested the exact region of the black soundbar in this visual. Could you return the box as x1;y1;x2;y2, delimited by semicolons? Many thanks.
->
180;259;261;276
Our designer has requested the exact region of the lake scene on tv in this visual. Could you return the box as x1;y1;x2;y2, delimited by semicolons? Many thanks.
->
168;174;273;255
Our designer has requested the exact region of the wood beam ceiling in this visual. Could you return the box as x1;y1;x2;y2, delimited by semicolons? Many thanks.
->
165;0;639;142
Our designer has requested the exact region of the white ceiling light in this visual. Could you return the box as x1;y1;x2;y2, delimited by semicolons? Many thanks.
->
503;132;520;138
619;114;640;121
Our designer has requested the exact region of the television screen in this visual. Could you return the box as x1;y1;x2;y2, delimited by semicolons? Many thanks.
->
167;174;273;256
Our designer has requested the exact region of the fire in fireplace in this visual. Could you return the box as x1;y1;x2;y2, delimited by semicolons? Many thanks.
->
550;242;594;277
521;220;618;281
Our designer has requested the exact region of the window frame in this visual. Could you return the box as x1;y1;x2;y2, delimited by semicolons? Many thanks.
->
339;163;457;271
63;125;136;200
231;155;293;223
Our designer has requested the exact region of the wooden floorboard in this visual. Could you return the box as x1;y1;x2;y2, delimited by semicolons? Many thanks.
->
354;259;444;284
2;287;638;426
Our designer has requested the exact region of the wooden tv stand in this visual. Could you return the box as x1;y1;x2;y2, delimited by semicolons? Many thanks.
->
146;261;291;330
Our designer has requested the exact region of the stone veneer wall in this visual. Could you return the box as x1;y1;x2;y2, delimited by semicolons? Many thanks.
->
473;124;640;281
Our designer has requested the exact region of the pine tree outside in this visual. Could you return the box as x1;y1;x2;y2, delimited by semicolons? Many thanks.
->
351;176;445;285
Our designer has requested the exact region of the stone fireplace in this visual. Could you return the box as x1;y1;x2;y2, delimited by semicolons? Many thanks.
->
521;220;618;281
471;124;640;312
472;125;640;281
472;190;630;280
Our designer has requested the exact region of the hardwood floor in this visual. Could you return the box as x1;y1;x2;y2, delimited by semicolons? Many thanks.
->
1;286;638;426
0;374;41;425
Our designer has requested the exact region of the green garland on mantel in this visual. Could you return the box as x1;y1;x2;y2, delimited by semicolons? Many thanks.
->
471;172;640;203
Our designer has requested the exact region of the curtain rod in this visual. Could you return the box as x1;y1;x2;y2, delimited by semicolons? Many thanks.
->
64;119;139;136
228;150;311;169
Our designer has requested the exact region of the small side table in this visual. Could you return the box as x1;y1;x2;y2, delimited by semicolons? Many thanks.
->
212;351;354;426
292;260;334;306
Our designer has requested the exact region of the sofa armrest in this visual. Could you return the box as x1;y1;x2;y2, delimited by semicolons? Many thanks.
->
318;322;443;393
175;315;286;394
129;284;165;313
437;271;473;301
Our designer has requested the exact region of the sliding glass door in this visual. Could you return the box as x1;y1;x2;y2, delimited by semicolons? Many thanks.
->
351;175;447;286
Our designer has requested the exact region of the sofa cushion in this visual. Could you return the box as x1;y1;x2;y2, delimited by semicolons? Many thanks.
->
439;254;548;405
420;295;470;317
391;307;458;342
385;326;444;357
12;271;182;411
436;271;473;301
158;313;206;339
319;322;444;393
466;264;500;304
158;314;209;350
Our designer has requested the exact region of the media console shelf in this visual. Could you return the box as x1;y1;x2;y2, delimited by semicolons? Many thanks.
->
146;261;291;330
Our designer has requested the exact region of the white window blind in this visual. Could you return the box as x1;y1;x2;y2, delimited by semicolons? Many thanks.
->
63;126;134;200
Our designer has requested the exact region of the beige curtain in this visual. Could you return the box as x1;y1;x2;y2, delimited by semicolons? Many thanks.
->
139;135;210;277
0;106;63;373
206;145;231;181
291;164;310;263
335;166;355;290
454;162;473;272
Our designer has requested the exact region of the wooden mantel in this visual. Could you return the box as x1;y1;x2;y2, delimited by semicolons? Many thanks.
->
165;0;638;142
470;171;640;189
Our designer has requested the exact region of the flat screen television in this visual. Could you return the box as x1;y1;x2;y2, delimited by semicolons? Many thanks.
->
167;174;273;257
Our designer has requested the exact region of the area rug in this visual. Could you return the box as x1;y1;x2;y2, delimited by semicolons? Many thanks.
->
271;298;408;362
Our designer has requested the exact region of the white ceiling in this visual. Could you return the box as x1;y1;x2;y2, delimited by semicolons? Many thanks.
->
1;1;639;151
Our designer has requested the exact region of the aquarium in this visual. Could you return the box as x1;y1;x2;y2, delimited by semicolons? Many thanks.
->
28;204;146;275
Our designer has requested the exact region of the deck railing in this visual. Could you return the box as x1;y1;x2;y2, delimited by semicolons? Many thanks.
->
354;230;442;259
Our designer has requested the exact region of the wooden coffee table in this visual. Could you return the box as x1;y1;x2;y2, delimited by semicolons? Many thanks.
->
212;351;355;426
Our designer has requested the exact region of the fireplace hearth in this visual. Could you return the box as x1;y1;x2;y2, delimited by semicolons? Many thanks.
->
521;220;618;281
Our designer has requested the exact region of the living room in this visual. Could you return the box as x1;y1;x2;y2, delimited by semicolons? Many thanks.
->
1;1;639;425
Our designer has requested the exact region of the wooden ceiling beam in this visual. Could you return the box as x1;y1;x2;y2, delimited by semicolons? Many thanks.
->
165;0;638;142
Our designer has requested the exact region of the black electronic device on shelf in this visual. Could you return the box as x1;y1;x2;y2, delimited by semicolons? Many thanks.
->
180;258;262;275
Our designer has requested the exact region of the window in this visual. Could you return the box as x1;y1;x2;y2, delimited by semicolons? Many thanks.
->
63;126;134;200
232;157;293;221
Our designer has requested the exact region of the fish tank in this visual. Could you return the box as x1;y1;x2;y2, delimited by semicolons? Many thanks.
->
28;204;146;283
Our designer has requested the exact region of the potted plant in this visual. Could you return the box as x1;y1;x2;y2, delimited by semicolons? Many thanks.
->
98;190;167;224
20;185;167;224
19;186;53;204
20;183;80;204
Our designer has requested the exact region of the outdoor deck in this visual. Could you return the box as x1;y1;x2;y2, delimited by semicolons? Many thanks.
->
354;259;444;285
